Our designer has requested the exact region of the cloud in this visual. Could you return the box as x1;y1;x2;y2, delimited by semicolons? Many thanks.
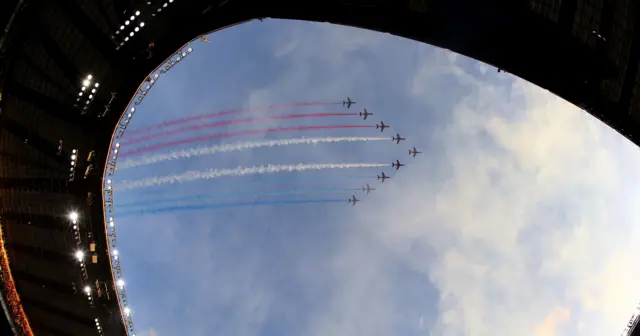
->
139;328;159;336
346;48;640;335
533;306;571;336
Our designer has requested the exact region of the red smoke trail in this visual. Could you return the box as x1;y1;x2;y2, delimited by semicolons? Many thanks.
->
122;112;358;146
125;102;342;136
120;125;374;158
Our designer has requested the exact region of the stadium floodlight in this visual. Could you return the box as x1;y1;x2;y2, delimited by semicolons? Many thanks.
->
112;249;119;256
84;286;91;293
69;212;79;222
117;279;125;288
124;307;131;315
75;250;84;261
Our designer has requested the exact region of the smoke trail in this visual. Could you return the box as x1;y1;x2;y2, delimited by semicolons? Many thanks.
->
118;136;386;169
117;163;386;190
118;188;362;208
125;102;342;136
117;199;346;217
120;125;374;157
122;113;358;146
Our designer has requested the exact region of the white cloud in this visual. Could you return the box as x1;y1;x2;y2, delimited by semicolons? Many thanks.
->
347;51;640;335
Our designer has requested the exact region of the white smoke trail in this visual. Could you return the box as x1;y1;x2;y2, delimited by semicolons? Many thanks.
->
117;163;386;191
117;137;387;169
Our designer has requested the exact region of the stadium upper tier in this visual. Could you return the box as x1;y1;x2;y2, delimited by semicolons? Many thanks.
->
0;0;639;335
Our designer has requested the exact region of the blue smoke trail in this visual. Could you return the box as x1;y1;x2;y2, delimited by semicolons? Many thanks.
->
117;188;361;208
117;199;345;217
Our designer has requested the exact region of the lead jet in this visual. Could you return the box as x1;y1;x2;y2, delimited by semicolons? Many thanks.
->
376;121;389;132
343;97;356;109
348;195;360;206
377;172;390;183
409;147;422;157
392;160;406;170
362;183;376;194
392;133;406;144
359;108;373;120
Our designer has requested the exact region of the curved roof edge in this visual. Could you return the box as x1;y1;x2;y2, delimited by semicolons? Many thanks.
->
0;224;33;336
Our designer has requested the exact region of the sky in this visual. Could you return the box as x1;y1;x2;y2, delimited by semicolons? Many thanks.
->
109;19;640;336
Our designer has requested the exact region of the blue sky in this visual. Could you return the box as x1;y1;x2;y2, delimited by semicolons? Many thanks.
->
110;19;640;336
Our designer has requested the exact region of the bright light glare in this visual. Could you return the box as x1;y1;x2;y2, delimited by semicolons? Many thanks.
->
117;279;125;287
82;79;90;87
124;307;131;315
69;212;79;222
75;250;84;260
113;249;119;256
84;286;91;293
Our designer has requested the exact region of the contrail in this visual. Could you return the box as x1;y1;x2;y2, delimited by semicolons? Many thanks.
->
120;125;374;157
117;199;346;217
122;113;358;146
124;102;343;136
118;188;362;208
118;136;387;169
116;163;386;190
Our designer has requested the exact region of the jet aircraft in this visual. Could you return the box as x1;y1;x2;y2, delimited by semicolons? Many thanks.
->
392;133;406;144
348;195;360;206
362;183;376;194
376;121;389;132
392;160;406;170
377;172;390;183
359;108;373;120
343;97;356;108
409;147;422;157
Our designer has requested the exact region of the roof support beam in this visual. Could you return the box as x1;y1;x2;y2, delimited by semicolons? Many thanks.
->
52;0;124;70
30;322;75;336
21;297;96;329
558;0;577;33
5;241;73;264
0;177;68;193
0;211;69;231
598;0;616;41
12;269;76;296
619;10;640;115
0;151;68;173
0;116;69;164
30;16;81;88
16;51;76;99
4;79;93;128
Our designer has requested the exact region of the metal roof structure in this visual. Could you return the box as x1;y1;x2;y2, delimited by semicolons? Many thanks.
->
0;0;638;335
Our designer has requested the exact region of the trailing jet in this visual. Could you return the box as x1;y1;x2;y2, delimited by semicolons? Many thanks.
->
392;160;405;170
359;108;373;120
362;183;376;194
343;97;356;108
409;147;422;157
376;121;389;132
392;133;406;144
377;172;390;183
348;195;360;206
